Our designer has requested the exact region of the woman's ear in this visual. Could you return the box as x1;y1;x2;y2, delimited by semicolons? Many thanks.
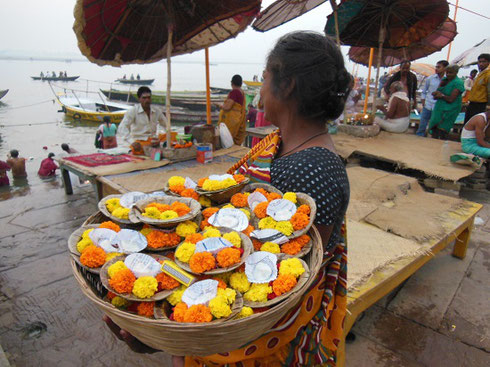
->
282;78;296;99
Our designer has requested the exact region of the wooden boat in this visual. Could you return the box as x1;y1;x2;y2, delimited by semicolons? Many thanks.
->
115;78;154;85
0;89;8;100
56;95;130;123
31;76;80;81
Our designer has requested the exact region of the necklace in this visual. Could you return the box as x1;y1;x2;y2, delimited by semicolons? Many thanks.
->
278;131;328;158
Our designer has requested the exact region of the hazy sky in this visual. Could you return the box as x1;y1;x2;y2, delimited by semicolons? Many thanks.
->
1;0;489;75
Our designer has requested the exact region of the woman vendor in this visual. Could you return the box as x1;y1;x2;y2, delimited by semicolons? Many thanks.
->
99;116;118;149
218;75;247;146
461;110;490;158
104;31;350;367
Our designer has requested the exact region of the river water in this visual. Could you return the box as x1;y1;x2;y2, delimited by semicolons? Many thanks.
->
0;58;262;195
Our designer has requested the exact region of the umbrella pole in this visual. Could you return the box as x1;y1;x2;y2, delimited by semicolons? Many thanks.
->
363;48;374;114
166;29;173;150
372;27;385;114
446;0;459;60
329;0;341;47
205;47;211;125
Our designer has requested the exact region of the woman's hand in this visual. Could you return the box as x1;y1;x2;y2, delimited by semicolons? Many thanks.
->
432;91;443;99
103;315;159;354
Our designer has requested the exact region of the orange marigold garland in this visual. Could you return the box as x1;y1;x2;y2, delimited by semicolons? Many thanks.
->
80;245;107;268
297;204;311;216
173;302;188;322
183;304;213;323
137;301;155;317
216;247;241;268
171;202;191;216
146;231;180;249
99;221;121;232
233;174;246;183
189;252;216;273
253;201;269;219
296;234;311;246
202;207;219;220
272;274;297;296
147;203;172;212
290;212;309;231
230;193;248;208
156;272;180;290
185;233;204;244
109;268;136;293
281;240;302;255
266;192;282;201
169;184;185;195
180;188;199;201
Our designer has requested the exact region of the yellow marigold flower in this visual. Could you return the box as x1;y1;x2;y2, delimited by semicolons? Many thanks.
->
105;198;121;213
82;228;94;239
203;227;221;238
258;217;277;230
176;221;198;238
209;295;232;319
239;209;251;220
175;242;196;263
244;283;272;303
229;272;251;293
160;210;179;220
111;296;129;308
143;207;161;219
167;285;187;306
222;204;235;209
217;288;236;305
106;253;121;262
112;207;130;220
132;276;158;299
279;258;305;278
222;178;237;188
275;221;294;236
283;192;297;204
168;176;185;187
214;271;232;284
260;242;280;254
244;192;250;197
108;260;128;278
140;228;152;237
198;196;212;207
222;232;242;248
76;237;93;253
235;306;254;319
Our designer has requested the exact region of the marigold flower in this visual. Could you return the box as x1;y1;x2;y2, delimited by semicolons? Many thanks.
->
202;207;219;220
175;242;196;263
173;302;188;322
181;188;199;200
106;252;121;262
221;204;235;209
283;192;297;203
252;239;263;251
112;207;130;220
279;258;305;278
183;304;213;323
109;268;136;293
156;272;180;290
137;301;155;317
253;201;269;219
198;196;212;208
258;217;277;230
202;178;237;191
147;203;172;212
222;232;241;248
168;176;185;187
242;225;255;237
213;271;232;284
200;218;210;230
170;202;191;216
229;272;250;293
233;174;246;183
197;177;208;187
167;285;187;306
244;283;272;303
175;221;198;237
209;295;232;319
105;198;121;213
218;288;236;304
185;233;204;244
266;192;282;202
189;252;216;273
160;210;179;220
296;204;311;216
272;274;297;296
77;237;93;253
260;242;280;254
111;296;130;308
235;306;254;319
80;245;106;268
203;227;221;238
253;188;269;197
296;234;311;246
240;209;251;220
275;221;294;236
132;276;158;299
147;230;180;248
230;193;248;208
108;260;127;278
99;221;120;232
290;212;309;231
216;247;241;268
143;207;161;219
281;240;302;255
212;278;227;289
106;292;117;301
82;228;94;239
169;184;185;195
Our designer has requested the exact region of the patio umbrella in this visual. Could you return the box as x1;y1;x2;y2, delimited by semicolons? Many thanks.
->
325;0;449;110
451;38;490;67
390;63;435;77
348;18;456;67
73;0;261;147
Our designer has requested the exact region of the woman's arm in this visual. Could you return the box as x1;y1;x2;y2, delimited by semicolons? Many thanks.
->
221;98;234;111
433;88;461;104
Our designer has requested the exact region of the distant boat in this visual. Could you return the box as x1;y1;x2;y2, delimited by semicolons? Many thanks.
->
243;80;262;87
56;95;130;123
115;78;154;85
31;75;80;82
0;89;8;100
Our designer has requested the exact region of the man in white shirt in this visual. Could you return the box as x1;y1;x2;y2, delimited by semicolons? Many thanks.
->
117;86;167;154
417;60;448;137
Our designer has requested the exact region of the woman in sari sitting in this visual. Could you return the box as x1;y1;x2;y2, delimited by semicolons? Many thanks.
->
104;31;351;367
219;74;247;145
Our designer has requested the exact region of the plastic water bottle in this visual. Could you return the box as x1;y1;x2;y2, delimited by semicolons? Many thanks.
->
440;140;451;166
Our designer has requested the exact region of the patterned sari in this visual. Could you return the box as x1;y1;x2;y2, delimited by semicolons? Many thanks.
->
185;131;348;367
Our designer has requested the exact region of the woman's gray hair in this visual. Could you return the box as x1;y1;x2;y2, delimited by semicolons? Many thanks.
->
390;81;404;92
446;64;460;73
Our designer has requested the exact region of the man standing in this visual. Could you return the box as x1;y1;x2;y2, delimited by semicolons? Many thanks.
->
464;54;490;123
384;61;418;110
117;86;167;155
417;60;448;136
6;149;27;178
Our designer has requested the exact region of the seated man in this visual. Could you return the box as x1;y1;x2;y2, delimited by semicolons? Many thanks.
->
375;81;410;133
38;153;58;178
6;149;27;178
461;110;490;158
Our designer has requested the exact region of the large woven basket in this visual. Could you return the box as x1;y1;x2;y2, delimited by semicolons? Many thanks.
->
196;178;250;204
98;194;134;225
71;224;323;356
129;196;201;227
67;225;101;274
174;229;253;275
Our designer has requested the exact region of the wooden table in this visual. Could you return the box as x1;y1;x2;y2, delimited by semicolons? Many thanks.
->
58;159;104;202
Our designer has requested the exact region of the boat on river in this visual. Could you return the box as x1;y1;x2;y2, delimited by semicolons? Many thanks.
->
115;78;154;85
0;89;8;100
31;76;80;82
56;95;130;123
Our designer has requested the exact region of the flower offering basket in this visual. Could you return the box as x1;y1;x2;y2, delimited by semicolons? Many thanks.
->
70;224;323;356
67;225;102;274
98;194;134;225
240;182;283;196
196;177;250;204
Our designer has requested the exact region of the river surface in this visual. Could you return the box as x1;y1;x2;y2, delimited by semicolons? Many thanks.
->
0;59;262;197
